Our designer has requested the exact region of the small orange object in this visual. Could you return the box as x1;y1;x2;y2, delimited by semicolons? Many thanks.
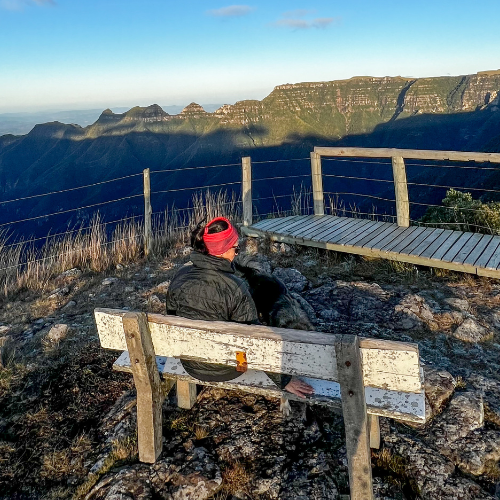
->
236;351;248;372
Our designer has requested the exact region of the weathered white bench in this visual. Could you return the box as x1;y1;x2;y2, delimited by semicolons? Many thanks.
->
95;307;426;500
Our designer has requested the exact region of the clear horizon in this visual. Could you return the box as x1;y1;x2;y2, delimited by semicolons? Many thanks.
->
1;0;499;113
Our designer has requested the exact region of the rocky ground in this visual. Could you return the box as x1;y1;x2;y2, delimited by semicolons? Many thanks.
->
1;238;500;499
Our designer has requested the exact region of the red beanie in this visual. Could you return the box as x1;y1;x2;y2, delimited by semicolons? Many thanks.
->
203;217;239;256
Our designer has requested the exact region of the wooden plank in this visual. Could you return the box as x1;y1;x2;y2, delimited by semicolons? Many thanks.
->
353;222;394;248
441;232;474;263
306;216;346;240
310;217;354;241
335;335;374;500
122;312;163;463
363;224;403;250
392;157;410;227
287;217;329;238
271;215;318;235
485;238;500;270
419;229;456;258
411;228;445;256
377;226;418;252
327;219;372;244
473;237;500;268
311;152;325;215
369;415;381;450
376;226;417;252
96;309;422;393
384;227;426;254
399;228;440;256
429;231;464;261
314;146;500;163
451;232;484;264
242;156;252;227
335;219;376;246
251;216;292;232
341;221;387;247
176;380;197;409
254;215;303;232
113;352;426;422
463;234;493;265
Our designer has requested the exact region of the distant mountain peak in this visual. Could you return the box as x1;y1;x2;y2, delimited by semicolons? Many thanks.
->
180;103;207;116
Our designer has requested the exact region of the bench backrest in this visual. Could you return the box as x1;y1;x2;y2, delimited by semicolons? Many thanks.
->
95;307;425;423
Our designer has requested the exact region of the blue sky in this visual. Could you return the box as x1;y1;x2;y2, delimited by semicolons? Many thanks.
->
1;0;499;112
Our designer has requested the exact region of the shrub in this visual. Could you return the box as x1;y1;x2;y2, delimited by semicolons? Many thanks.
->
420;188;500;234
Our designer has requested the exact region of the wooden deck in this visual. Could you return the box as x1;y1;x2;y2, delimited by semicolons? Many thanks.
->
242;215;500;279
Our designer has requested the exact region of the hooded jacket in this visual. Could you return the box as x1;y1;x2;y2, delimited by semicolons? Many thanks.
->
166;251;258;381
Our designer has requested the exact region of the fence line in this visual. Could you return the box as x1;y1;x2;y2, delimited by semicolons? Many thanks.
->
150;162;240;174
0;194;143;228
0;173;143;205
323;174;394;183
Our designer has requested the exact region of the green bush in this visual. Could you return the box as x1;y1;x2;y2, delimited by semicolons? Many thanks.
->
420;189;500;234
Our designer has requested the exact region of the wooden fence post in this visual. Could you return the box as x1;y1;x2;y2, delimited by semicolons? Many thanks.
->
143;168;153;256
311;152;325;216
122;312;163;463
391;157;410;227
335;334;374;500
242;156;252;227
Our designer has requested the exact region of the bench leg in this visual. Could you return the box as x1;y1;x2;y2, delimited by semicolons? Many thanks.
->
369;415;381;450
335;334;374;500
123;312;163;464
177;380;197;409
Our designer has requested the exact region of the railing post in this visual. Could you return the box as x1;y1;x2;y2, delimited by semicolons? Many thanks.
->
143;168;152;256
310;152;325;216
242;156;252;227
391;157;410;227
335;334;374;500
122;312;163;463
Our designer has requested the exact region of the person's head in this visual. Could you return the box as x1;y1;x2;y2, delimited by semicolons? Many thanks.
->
191;217;239;261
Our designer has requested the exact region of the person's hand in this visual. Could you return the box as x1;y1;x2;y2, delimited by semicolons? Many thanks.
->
284;377;314;399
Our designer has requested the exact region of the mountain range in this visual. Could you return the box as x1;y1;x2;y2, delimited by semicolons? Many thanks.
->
1;70;500;239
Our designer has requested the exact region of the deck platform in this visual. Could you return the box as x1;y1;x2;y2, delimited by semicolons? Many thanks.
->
242;215;500;279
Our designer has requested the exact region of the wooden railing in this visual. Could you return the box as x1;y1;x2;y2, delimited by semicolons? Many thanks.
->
311;147;500;227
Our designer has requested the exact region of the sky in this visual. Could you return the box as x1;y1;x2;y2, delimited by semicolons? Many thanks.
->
1;0;499;113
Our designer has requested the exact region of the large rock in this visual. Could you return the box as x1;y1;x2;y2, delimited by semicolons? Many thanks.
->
150;447;222;500
383;431;495;499
443;429;500;476
393;294;438;330
425;391;484;452
87;465;152;500
382;432;455;497
468;374;500;426
452;318;493;342
423;366;457;419
304;281;390;324
272;267;309;293
46;324;69;343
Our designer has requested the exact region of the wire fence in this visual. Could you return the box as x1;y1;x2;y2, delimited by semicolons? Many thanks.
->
2;152;500;282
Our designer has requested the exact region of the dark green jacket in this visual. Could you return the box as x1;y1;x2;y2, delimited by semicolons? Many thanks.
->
166;252;258;382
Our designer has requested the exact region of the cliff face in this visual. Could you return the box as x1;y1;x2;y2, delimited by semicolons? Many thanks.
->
74;71;500;146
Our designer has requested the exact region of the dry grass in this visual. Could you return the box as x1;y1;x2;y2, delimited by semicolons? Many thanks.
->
374;448;408;477
220;462;253;497
194;424;210;441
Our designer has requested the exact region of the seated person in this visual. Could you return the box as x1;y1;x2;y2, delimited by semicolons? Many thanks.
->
166;216;313;399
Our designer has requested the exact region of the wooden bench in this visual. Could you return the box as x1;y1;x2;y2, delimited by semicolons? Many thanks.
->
95;307;426;500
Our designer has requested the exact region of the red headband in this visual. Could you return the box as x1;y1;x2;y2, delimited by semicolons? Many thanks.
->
203;217;239;256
